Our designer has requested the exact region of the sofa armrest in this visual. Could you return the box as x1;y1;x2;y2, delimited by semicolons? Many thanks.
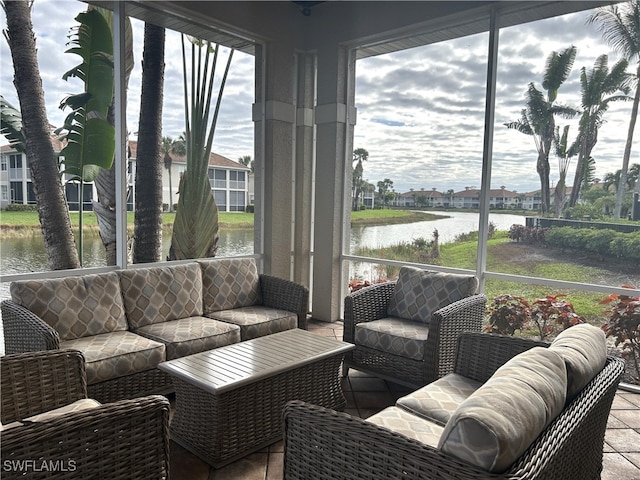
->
1;350;87;424
283;400;493;480
259;274;310;329
0;395;170;480
343;281;397;344
453;332;548;383
426;294;488;379
1;300;60;354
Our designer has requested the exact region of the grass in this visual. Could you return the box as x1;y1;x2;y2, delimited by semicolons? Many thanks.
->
0;208;439;236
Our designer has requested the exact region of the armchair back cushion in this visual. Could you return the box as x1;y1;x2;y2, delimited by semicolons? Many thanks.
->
438;347;567;473
549;323;607;401
10;272;128;341
199;258;262;313
119;263;203;328
387;267;478;324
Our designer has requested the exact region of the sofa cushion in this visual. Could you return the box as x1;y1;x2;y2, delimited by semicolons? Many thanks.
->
60;331;166;385
206;306;297;341
118;263;203;328
549;323;607;401
354;317;429;361
199;258;262;314
1;399;101;431
387;267;478;324
134;317;241;360
10;272;128;341
366;406;443;447
438;347;567;473
397;373;482;426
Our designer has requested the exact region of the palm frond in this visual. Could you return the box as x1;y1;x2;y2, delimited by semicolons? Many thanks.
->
0;95;25;152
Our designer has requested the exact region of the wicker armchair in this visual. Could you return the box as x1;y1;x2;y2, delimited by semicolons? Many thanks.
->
284;332;625;480
1;350;170;480
343;267;487;388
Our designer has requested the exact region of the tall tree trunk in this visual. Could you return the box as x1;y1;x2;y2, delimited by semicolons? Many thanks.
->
615;64;640;219
133;23;165;264
4;0;80;270
536;149;551;215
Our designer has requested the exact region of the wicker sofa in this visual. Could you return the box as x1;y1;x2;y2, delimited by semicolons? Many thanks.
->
1;257;308;403
1;349;170;480
284;326;625;480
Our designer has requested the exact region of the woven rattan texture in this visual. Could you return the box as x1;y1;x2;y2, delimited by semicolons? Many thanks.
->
259;274;310;329
170;354;344;468
283;333;625;480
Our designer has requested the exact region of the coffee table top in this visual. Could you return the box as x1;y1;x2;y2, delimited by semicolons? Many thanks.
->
158;328;353;394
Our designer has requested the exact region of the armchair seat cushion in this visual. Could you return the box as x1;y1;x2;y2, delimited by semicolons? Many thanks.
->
366;406;444;447
134;317;241;360
354;317;429;361
60;331;166;385
1;399;101;431
396;373;482;426
387;267;478;324
206;306;297;341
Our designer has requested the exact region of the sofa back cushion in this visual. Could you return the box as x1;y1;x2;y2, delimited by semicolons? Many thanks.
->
198;258;262;314
10;272;128;341
438;347;567;473
549;323;607;401
387;267;478;324
118;263;203;328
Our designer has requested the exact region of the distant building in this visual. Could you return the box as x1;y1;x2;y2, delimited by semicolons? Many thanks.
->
0;136;251;212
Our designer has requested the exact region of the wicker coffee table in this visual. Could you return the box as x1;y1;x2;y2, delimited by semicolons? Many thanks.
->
158;328;353;468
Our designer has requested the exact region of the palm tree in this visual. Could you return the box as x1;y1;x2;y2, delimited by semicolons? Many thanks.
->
162;136;185;212
169;37;234;260
133;23;165;264
238;154;254;173
588;1;640;218
568;55;629;208
505;46;578;215
2;0;80;269
352;148;368;210
552;125;577;217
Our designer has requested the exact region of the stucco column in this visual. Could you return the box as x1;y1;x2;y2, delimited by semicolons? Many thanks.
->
312;45;356;322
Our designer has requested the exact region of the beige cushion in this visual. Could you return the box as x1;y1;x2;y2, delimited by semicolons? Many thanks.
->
397;373;482;426
10;272;128;341
199;258;262;314
118;263;203;328
549;323;607;401
387;267;477;324
366;406;444;448
438;347;567;473
354;317;429;361
2;399;101;431
206;306;297;341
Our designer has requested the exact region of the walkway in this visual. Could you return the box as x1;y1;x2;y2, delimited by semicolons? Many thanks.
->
170;320;640;480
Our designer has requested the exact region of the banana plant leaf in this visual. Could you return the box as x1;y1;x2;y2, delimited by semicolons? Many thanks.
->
0;95;26;152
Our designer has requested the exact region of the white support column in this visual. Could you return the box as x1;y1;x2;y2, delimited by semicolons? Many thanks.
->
312;45;356;322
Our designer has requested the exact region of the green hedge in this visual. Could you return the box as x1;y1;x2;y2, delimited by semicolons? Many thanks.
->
545;226;640;261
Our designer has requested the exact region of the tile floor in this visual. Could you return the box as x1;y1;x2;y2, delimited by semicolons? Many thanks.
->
170;320;640;480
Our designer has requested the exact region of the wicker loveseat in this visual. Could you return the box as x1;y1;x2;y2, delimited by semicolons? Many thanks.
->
0;349;170;480
284;326;625;480
1;257;308;403
343;267;487;388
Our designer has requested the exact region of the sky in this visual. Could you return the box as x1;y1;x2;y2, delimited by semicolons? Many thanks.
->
1;1;638;195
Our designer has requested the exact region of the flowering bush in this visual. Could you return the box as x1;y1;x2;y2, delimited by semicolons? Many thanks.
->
600;288;640;383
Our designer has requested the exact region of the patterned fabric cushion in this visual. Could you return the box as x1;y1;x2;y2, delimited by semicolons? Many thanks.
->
134;317;241;360
118;263;203;328
366;406;443;448
354;317;429;361
397;373;482;426
60;331;166;385
549;323;607;401
206;306;297;341
199;258;262;314
438;347;567;473
2;399;101;431
10;272;128;341
387;267;478;324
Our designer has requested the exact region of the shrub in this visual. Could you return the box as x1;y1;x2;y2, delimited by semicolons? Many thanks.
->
600;288;640;383
485;294;531;335
530;294;585;341
5;203;37;212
